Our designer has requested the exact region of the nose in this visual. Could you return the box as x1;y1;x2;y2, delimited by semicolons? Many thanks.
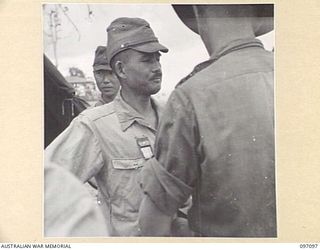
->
152;61;161;73
102;75;111;83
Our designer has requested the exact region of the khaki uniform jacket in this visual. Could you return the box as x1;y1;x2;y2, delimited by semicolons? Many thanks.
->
46;92;162;236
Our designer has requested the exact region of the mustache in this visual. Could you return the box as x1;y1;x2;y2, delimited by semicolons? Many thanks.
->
150;72;162;80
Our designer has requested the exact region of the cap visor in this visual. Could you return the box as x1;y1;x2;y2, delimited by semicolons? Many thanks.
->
131;42;169;54
93;65;112;71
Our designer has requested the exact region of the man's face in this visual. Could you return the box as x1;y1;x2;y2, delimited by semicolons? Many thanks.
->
122;50;162;96
93;69;120;99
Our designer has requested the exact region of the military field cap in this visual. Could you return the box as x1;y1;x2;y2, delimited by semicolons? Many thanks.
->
93;46;112;71
172;4;274;37
106;17;168;63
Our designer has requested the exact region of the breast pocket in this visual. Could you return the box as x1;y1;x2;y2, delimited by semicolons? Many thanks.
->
108;158;145;223
108;158;145;202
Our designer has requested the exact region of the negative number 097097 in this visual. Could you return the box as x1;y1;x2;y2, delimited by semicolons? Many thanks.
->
300;244;318;248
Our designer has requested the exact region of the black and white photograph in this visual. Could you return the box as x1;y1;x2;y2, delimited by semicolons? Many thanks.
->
43;3;276;237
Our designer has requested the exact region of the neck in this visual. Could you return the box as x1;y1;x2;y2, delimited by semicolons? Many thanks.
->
198;17;255;57
101;93;113;104
120;88;153;115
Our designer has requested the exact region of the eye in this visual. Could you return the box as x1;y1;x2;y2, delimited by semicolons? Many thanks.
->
154;53;161;62
141;56;160;63
141;57;152;62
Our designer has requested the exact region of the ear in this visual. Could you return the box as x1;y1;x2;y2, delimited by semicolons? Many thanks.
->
114;61;126;80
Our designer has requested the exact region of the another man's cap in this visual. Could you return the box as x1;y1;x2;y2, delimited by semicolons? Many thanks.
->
106;17;168;63
172;4;274;37
93;46;112;71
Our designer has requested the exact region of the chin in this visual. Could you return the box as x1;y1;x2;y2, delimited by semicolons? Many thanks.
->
149;86;161;95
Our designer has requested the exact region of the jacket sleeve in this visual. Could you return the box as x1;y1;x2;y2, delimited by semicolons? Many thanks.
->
45;114;104;182
140;89;199;215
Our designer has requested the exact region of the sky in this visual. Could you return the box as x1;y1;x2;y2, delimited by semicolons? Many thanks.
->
43;4;274;100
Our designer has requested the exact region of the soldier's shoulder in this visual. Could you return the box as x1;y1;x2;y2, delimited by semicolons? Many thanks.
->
175;59;215;89
79;102;115;122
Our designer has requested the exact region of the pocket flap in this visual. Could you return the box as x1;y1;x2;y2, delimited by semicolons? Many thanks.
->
112;158;145;170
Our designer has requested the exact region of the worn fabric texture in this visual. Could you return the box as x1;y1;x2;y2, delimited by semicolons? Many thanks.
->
140;38;276;237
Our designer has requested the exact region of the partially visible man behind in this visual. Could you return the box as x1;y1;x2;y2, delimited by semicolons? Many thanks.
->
139;4;276;237
45;17;168;236
93;46;120;107
44;163;109;237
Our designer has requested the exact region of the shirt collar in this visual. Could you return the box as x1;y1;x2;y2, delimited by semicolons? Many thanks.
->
210;38;264;61
176;38;264;87
114;91;163;132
